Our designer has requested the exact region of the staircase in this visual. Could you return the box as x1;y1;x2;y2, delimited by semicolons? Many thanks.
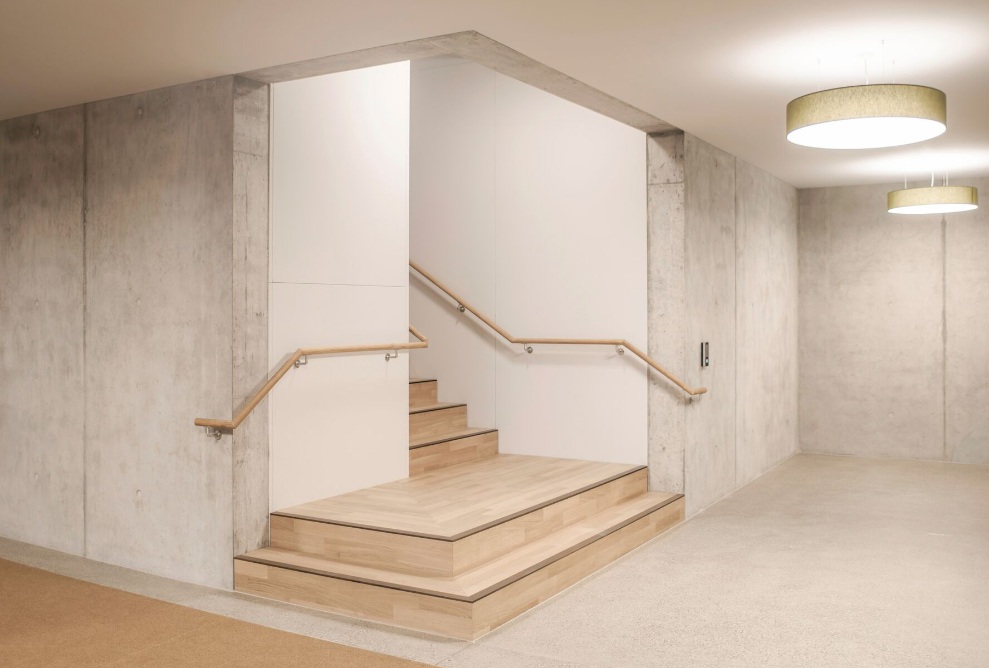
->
234;377;684;639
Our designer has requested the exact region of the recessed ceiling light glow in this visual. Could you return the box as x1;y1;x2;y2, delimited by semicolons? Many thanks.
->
787;84;946;149
887;185;978;215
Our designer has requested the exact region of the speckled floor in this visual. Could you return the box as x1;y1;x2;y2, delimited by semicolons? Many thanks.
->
3;453;987;667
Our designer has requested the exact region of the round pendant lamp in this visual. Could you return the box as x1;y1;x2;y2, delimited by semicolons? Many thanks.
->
786;84;946;149
887;185;978;215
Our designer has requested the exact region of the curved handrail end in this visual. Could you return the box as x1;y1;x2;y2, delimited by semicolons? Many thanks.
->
194;328;429;433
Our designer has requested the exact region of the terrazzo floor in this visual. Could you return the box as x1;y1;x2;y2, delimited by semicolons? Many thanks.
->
3;453;987;667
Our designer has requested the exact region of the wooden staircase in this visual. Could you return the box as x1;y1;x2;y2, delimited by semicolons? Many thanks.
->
234;377;684;639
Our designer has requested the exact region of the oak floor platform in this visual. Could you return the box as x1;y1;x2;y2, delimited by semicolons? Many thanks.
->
236;495;683;639
242;492;681;601
273;454;644;540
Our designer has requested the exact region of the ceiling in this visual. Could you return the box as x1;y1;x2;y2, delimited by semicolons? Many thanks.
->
2;0;987;188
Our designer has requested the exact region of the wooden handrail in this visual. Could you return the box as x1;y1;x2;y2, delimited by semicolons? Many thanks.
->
194;326;429;432
409;260;707;397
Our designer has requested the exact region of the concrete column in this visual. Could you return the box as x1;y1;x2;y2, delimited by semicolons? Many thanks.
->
646;132;687;494
231;77;270;555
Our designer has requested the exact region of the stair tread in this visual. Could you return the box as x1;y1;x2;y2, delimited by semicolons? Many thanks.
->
272;454;644;540
409;402;466;415
410;427;497;450
240;491;680;602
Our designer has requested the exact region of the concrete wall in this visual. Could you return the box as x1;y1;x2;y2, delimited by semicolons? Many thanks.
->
647;133;799;515
0;106;86;555
409;58;648;465
0;77;269;588
799;177;989;465
735;160;800;485
268;63;410;510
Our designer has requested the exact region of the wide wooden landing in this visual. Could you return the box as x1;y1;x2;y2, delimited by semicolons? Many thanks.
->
236;495;683;639
244;492;679;601
273;454;643;540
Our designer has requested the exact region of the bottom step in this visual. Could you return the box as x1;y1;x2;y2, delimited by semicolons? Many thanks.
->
235;496;683;640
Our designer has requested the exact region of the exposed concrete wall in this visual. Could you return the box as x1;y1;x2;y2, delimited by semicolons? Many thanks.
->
647;133;799;515
0;77;270;588
683;135;738;515
735;160;799;485
800;177;988;465
946;179;989;465
0;106;86;554
84;79;236;587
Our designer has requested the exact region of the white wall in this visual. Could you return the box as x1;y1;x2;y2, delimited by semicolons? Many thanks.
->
410;59;647;465
270;62;410;510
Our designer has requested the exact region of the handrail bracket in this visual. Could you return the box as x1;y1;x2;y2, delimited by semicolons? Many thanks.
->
294;354;308;368
205;426;223;441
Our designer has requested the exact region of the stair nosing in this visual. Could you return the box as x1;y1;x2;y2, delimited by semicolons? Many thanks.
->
409;428;498;450
239;493;683;603
271;465;649;542
409;402;467;415
409;378;436;385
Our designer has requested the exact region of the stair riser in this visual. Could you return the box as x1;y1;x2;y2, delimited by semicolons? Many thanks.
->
237;497;684;640
269;469;647;576
453;468;648;572
270;514;456;575
409;381;438;410
409;405;467;442
409;431;499;476
471;496;684;638
234;559;474;639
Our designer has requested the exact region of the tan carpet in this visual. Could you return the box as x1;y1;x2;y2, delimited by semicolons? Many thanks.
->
0;558;434;667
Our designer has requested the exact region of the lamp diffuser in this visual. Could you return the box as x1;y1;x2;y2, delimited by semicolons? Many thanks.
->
787;84;946;149
887;185;978;215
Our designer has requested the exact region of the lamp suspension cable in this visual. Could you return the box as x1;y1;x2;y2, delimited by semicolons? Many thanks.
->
881;40;885;83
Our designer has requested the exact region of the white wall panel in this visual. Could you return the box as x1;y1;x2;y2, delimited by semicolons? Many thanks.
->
410;61;647;465
409;60;498;426
272;63;409;287
271;63;410;511
269;284;408;509
493;75;647;464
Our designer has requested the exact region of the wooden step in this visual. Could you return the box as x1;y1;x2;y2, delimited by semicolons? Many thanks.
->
237;493;683;639
409;403;467;442
270;458;652;575
272;455;642;539
409;428;499;476
409;379;438;410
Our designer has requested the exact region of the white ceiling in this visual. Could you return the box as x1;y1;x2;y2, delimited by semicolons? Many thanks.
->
2;0;988;188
